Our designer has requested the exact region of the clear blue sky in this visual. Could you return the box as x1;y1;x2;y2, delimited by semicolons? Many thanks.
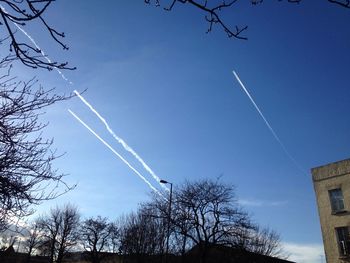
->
13;1;350;262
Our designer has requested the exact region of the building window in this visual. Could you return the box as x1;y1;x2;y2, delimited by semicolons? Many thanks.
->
329;188;345;213
336;227;350;257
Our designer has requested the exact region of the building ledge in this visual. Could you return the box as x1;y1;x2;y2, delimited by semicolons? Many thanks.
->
311;158;350;181
332;210;348;215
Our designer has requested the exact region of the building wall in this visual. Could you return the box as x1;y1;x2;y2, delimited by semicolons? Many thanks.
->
312;159;350;263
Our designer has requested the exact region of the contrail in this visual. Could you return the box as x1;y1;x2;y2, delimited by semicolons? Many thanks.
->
3;8;73;85
14;23;73;84
232;70;307;176
73;90;169;192
6;10;168;192
68;109;165;199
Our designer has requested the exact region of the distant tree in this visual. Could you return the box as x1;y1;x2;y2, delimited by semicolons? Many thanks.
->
36;239;51;257
0;0;75;70
23;222;41;263
146;0;350;40
247;226;286;258
0;236;7;251
0;232;15;250
37;204;80;263
109;222;120;253
175;180;254;263
0;65;74;231
119;207;166;260
147;179;286;262
147;179;254;263
80;216;116;263
146;192;192;260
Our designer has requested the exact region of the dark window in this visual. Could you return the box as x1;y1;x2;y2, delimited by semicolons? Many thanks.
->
329;188;345;213
336;227;350;257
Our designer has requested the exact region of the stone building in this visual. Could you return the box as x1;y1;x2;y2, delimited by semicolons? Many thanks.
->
312;158;350;263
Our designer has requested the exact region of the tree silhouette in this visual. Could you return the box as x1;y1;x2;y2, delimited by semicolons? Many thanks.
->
37;204;80;263
0;0;75;70
0;65;74;231
80;216;117;263
146;0;349;40
146;179;286;262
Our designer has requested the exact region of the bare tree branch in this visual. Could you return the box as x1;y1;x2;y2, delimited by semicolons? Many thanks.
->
146;0;349;40
80;216;118;263
0;65;75;231
328;0;350;8
36;204;80;263
0;0;75;70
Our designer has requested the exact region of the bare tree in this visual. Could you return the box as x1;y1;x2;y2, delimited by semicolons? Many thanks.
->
0;65;74;231
247;226;286;258
37;204;80;263
145;192;192;259
0;1;75;233
146;179;254;263
146;0;350;40
119;208;166;261
0;0;75;70
36;239;51;257
0;231;15;250
80;216;116;263
23;222;41;263
109;222;120;253
146;179;286;262
174;180;254;263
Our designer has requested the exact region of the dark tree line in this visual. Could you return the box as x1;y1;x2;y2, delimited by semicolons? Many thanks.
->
3;180;286;263
146;0;350;40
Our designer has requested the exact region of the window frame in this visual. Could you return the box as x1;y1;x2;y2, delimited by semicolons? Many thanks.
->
336;226;350;257
328;188;345;214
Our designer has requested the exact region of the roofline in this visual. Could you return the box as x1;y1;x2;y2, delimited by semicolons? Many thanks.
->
311;158;350;171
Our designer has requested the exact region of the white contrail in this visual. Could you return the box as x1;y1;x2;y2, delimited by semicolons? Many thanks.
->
68;109;165;199
0;4;73;85
232;70;307;176
6;11;168;192
73;90;169;192
13;23;73;85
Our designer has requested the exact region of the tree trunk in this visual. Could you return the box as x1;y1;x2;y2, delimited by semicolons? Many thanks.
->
199;242;208;263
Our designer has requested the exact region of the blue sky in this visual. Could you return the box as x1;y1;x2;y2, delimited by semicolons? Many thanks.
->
10;1;350;262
